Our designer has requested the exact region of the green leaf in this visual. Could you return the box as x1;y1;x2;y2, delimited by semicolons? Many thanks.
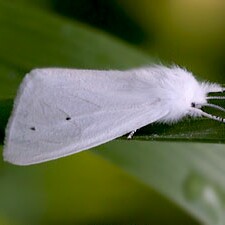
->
97;141;225;225
0;1;150;70
0;1;225;225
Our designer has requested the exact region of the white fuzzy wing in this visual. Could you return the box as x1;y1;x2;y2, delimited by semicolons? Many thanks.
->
4;68;168;165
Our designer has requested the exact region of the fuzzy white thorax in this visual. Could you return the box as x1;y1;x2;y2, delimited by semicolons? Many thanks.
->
141;66;223;123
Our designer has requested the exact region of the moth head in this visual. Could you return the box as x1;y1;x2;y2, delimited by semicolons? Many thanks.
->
190;82;225;123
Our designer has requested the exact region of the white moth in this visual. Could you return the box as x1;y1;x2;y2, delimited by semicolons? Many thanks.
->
3;65;225;165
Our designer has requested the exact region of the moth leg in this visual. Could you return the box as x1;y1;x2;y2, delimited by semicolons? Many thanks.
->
127;130;137;139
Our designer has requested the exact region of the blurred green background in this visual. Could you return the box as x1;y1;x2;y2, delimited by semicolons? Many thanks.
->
1;0;225;224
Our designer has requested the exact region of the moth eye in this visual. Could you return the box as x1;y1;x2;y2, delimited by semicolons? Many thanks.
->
191;102;196;108
30;127;36;131
66;117;71;121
